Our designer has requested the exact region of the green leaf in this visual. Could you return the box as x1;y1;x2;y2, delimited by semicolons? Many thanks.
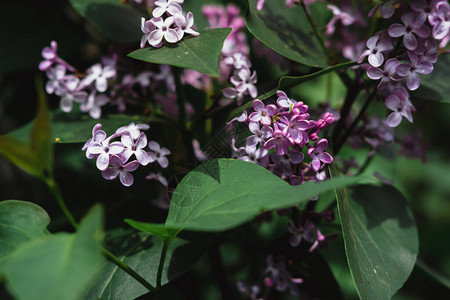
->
162;158;364;231
124;220;180;241
31;77;52;174
228;61;356;121
2;205;105;300
69;0;144;43
0;136;42;178
246;0;329;68
336;184;419;300
8;113;149;144
128;28;232;77
415;53;450;103
84;228;212;299
0;200;50;268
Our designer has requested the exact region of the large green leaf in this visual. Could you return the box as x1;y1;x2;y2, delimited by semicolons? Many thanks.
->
8;113;148;144
416;53;450;103
0;200;50;268
2;205;105;300
128;28;231;77
69;0;144;43
246;0;329;68
336;185;418;300
0;136;42;178
84;228;211;299
130;159;364;232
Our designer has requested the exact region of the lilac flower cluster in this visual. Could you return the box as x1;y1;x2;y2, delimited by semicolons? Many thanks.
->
140;0;199;48
230;91;335;184
82;122;170;187
359;0;449;127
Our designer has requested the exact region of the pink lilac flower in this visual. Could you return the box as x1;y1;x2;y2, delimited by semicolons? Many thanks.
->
102;155;140;187
223;67;258;103
82;123;107;159
87;137;125;171
223;52;251;69
148;141;171;168
270;150;304;177
141;17;157;48
121;132;150;165
326;4;357;36
388;12;430;50
263;128;291;156
249;99;277;126
174;12;200;40
430;1;450;40
276;90;296;109
307;139;333;172
257;0;265;10
279;115;314;145
385;87;415;127
39;41;75;72
80;92;109;119
116;122;150;140
367;58;401;91
147;17;179;48
358;34;394;67
80;63;116;93
152;0;183;17
396;51;433;91
246;122;273;149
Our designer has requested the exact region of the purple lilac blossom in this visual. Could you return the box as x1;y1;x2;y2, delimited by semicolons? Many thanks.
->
367;57;402;91
249;99;277;126
146;172;169;186
87;137;125;171
368;0;397;19
80;92;109;119
148;141;171;168
385;87;415;127
307;139;333;172
264;256;303;295
102;155;140;187
396;51;433;90
116;123;150;140
121;132;150;165
388;12;431;50
358;34;394;67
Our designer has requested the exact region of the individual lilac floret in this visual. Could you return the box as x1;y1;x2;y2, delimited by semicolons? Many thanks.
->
102;155;140;187
82;123;107;159
152;0;183;18
87;138;125;171
388;12;431;50
39;41;76;72
147;17;179;48
264;256;303;295
121;132;150;166
116;122;150;140
246;122;273;149
223;53;252;69
276;90;296;109
430;1;450;40
45;65;71;95
279;115;314;145
325;4;357;36
249;99;277;126
80;92;109;119
307;139;333;172
358;35;394;67
240;145;268;164
148;141;171;168
80;63;116;93
223;67;258;103
174;12;200;40
396;51;433;90
367;58;401;91
385;87;416;127
59;77;88;113
141;17;157;48
263;127;291;156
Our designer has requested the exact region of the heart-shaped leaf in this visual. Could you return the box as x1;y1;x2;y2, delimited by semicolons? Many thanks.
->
336;184;419;300
128;28;231;77
2;205;105;300
246;0;330;68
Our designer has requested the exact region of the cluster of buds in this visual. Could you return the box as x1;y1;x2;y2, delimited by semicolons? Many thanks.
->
140;0;199;48
230;90;335;184
82;122;170;187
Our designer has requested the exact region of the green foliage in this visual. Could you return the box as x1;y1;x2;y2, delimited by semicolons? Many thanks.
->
69;0;144;43
128;28;232;77
84;228;211;299
246;0;330;68
0;200;50;268
1;204;105;300
336;185;419;300
128;159;365;233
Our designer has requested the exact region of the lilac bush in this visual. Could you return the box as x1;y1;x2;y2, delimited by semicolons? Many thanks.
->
1;1;449;300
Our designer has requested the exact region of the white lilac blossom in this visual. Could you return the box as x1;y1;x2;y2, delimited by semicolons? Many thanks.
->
358;34;394;67
39;41;75;72
80;92;109;119
152;0;183;18
147;17;179;47
80;63;116;93
83;123;170;187
174;12;200;40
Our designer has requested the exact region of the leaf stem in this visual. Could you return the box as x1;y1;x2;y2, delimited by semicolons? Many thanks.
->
156;240;170;288
102;248;158;293
46;176;158;294
334;88;377;154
